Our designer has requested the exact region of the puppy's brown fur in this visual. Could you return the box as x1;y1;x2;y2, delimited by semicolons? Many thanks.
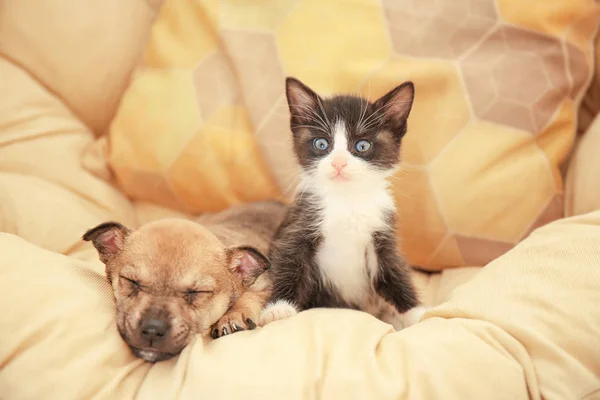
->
83;201;286;362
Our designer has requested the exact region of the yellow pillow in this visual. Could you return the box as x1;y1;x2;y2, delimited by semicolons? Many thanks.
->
107;0;600;269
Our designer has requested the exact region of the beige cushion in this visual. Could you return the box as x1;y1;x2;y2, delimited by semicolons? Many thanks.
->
566;114;600;216
578;29;600;133
0;57;136;253
0;0;159;250
0;0;162;133
1;211;600;398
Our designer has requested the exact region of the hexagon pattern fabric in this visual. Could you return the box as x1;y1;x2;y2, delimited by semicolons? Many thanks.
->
107;0;600;270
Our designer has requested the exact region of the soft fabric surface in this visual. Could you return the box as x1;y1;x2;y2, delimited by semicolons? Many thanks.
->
0;0;160;134
579;24;600;133
566;114;600;217
107;0;600;270
0;57;137;254
1;211;599;399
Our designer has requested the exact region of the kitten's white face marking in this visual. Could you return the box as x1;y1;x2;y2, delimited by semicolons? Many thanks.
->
324;121;350;181
310;120;392;188
305;119;396;307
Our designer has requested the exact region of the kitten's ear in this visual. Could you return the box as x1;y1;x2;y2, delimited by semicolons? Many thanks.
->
286;77;321;126
82;222;131;264
372;82;415;137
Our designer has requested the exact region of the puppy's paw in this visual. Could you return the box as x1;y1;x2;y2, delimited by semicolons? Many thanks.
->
258;299;298;327
211;310;258;339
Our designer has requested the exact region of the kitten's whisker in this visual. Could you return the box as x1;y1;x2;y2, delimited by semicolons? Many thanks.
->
361;98;412;131
290;104;330;132
315;97;333;131
289;114;328;128
360;118;384;132
357;82;372;132
287;117;331;135
291;124;330;135
361;102;395;127
389;190;418;201
386;175;409;184
360;99;389;126
278;172;305;200
357;97;369;133
359;110;385;131
387;169;411;179
290;104;325;123
293;168;318;201
397;164;421;171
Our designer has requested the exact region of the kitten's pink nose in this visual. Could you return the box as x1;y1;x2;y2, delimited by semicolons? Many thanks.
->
331;156;348;172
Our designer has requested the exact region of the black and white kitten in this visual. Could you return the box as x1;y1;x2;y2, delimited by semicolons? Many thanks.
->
258;77;425;330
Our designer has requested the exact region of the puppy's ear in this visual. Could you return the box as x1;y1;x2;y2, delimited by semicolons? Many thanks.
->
226;246;270;288
82;222;131;264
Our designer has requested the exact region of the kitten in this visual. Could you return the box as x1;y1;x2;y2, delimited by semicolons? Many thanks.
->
259;77;424;330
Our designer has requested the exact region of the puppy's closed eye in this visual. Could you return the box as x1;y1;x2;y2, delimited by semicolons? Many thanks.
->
120;276;141;296
120;276;140;286
184;289;213;304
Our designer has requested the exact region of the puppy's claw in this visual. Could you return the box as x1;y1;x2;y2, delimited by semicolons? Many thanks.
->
231;323;244;332
211;311;259;339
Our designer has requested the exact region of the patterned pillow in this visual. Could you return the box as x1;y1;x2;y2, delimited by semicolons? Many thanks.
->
106;0;600;269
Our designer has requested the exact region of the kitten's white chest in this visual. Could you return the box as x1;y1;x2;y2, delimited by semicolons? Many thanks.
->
315;185;394;305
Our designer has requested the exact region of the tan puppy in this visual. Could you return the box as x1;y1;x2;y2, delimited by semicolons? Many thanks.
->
83;201;286;362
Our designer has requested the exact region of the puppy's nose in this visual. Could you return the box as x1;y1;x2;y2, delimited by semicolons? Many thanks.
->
331;156;348;172
140;318;170;343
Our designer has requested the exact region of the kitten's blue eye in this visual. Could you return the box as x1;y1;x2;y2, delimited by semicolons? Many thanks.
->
313;138;329;151
355;140;372;152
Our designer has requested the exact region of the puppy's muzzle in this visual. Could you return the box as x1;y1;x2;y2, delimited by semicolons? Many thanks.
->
121;304;191;362
129;313;180;363
140;317;170;346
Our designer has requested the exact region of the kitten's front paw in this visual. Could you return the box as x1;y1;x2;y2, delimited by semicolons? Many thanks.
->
259;300;298;326
401;305;429;328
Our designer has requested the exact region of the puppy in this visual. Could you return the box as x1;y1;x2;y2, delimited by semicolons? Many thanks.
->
83;201;286;362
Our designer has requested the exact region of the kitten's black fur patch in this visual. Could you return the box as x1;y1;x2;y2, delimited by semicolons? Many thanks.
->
268;77;418;316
